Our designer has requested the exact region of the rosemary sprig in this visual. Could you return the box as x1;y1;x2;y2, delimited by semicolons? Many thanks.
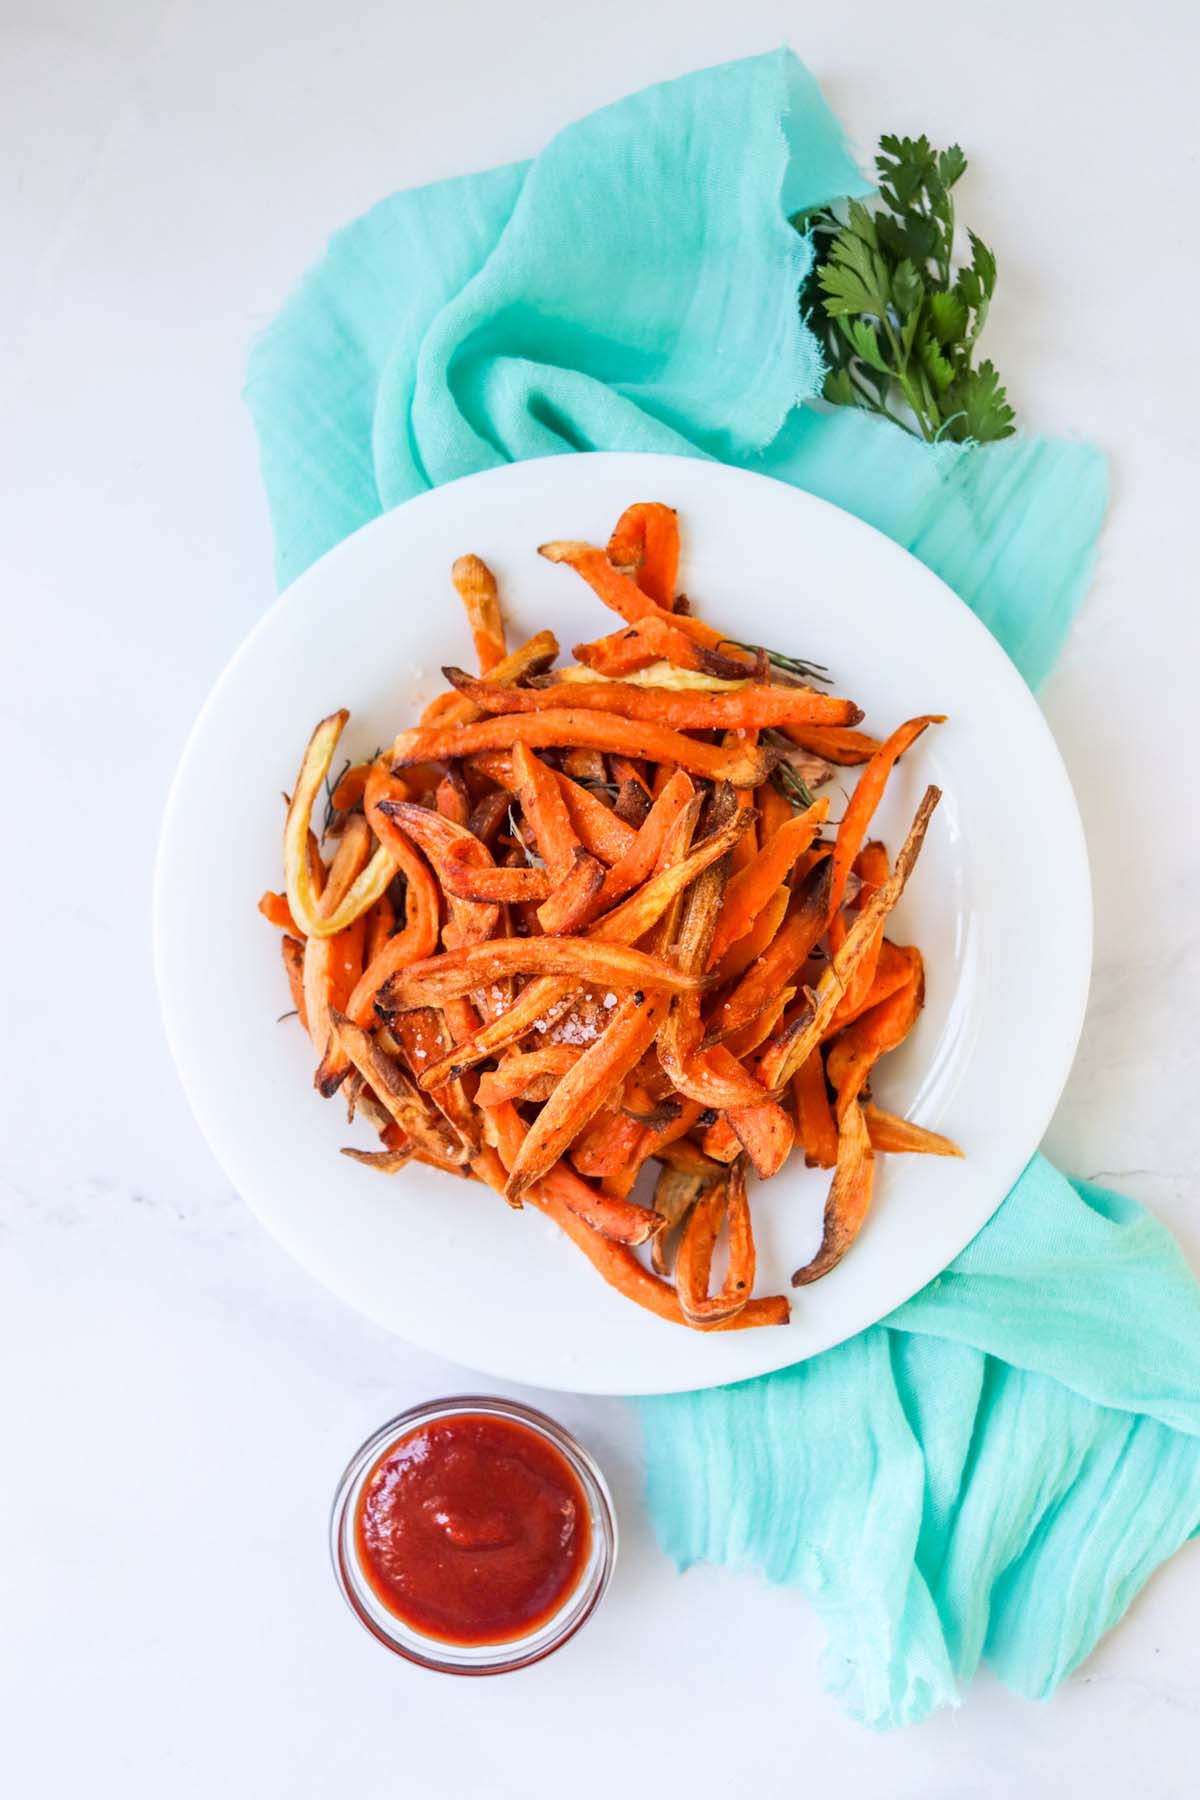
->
721;639;832;686
771;763;818;810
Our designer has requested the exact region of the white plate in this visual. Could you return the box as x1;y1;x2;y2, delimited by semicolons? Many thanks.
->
154;452;1091;1395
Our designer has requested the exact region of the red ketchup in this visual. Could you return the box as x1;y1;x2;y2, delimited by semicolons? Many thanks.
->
354;1412;592;1646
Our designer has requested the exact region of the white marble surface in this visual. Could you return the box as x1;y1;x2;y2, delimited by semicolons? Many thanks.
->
3;2;1199;1793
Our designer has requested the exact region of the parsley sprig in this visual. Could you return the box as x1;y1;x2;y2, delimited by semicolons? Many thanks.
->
796;135;1016;444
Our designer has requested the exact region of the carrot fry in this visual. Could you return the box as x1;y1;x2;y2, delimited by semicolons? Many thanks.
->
435;766;471;827
281;935;308;1032
792;1097;875;1286
569;1111;646;1179
712;884;789;985
309;914;367;1095
573;614;749;680
863;1104;964;1158
824;938;914;1035
556;772;637;865
583;768;695;920
365;894;396;963
259;890;300;934
708;799;828;964
474;1047;584;1108
762;787;940;1091
329;1011;469;1165
536;848;605;934
391;710;781;788
524;1180;790;1330
606;501;679;607
421;630;559;729
317;813;373;918
330;762;371;812
828;715;944;921
451;553;506;674
376;938;708;1013
727;1093;795;1179
371;797;500;948
826;951;925;1120
794;1049;838;1169
505;992;668;1198
829;841;891;1025
440;838;551;903
676;1160;757;1326
444;667;861;731
507;740;578;882
535;1162;663;1247
705;859;832;1043
649;1164;709;1277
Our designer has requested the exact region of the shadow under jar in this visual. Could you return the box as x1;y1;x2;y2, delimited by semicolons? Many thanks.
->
330;1396;617;1674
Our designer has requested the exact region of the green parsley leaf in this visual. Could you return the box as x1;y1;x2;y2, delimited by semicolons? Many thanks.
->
796;130;1016;444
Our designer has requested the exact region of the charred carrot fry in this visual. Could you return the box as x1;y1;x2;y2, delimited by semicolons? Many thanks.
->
444;668;861;731
536;848;605;934
721;987;796;1061
606;501;680;607
329;1011;468;1165
562;747;607;784
391;710;781;788
824;938;914;1034
708;799;828;965
828;716;944;921
727;1092;795;1179
609;753;653;798
862;1104;963;1158
792;1097;875;1286
535;1162;663;1247
451;553;506;674
505;991;668;1198
794;1049;838;1169
782;723;883;765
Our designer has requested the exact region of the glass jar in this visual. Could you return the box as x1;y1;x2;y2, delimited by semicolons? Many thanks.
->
330;1395;617;1674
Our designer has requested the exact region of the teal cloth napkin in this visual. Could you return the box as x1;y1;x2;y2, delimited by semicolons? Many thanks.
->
245;49;1200;1726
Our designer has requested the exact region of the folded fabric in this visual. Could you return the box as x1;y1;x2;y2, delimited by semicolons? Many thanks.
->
245;48;1200;1727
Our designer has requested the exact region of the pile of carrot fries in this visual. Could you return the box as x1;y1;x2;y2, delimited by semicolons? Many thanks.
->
259;503;960;1330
